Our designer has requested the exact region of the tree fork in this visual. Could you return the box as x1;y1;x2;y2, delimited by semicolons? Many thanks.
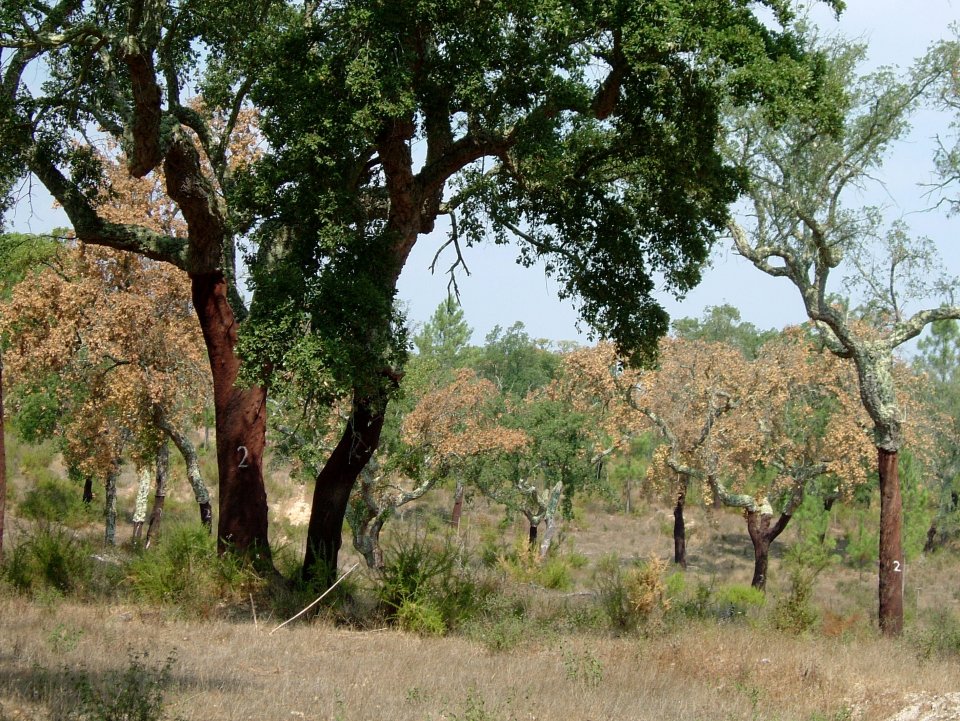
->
190;271;270;567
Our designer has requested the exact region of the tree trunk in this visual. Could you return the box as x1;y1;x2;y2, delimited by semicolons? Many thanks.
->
145;443;169;548
0;353;6;560
673;479;687;569
746;508;792;591
82;477;93;504
156;411;213;530
190;271;270;566
450;479;464;529
878;447;904;637
303;393;386;587
132;465;151;544
104;462;120;545
528;521;539;548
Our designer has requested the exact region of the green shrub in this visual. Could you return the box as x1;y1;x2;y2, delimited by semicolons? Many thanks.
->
127;524;257;616
395;598;447;636
913;610;960;661
379;532;492;633
72;650;183;721
19;475;94;527
773;568;819;634
538;556;573;590
713;584;766;621
2;523;94;596
593;554;669;631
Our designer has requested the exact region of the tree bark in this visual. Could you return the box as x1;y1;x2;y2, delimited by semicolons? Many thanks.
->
132;465;151;544
104;462;120;545
145;442;169;548
746;509;792;590
0;353;6;560
528;521;539;548
190;271;270;566
303;393;386;587
82;476;93;504
156;411;212;530
878;447;904;637
450;479;464;529
673;479;687;569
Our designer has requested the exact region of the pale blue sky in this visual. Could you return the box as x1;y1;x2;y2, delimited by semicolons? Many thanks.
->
9;1;960;345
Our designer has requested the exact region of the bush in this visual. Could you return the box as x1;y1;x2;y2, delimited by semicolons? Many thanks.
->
19;475;94;527
594;554;669;631
72;650;183;721
127;524;258;616
913;610;960;661
2;523;94;596
379;532;492;634
772;568;819;634
713;583;766;621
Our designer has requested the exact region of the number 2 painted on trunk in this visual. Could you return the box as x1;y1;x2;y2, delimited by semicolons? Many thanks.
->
237;446;249;469
893;560;902;573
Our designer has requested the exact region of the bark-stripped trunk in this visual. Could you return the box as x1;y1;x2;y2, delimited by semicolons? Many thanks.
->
450;479;464;529
0;354;6;560
145;442;169;548
746;509;792;590
190;272;270;565
131;465;151;544
104;461;120;545
673;476;688;569
878;447;904;637
82;477;93;504
303;394;385;587
527;520;539;548
156;411;212;529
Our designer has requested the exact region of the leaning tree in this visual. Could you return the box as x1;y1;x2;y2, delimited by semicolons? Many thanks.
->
727;35;960;634
238;0;843;585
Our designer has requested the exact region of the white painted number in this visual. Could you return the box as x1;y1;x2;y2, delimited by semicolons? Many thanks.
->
237;446;249;469
893;560;902;573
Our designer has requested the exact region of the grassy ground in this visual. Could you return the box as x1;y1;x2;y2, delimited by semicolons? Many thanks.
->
2;431;959;720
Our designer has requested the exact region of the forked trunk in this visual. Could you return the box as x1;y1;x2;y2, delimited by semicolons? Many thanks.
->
145;443;169;548
0;354;6;560
673;480;687;569
190;272;270;566
303;393;386;587
746;508;792;591
878;447;904;637
450;480;464;529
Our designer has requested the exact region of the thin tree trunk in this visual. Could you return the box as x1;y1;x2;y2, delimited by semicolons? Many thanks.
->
190;272;270;566
82;477;93;504
145;442;169;548
528;521;538;548
303;393;385;587
450;479;464;529
131;465;151;544
156;411;213;529
0;353;6;560
878;447;904;637
673;478;687;569
624;474;632;514
104;462;120;545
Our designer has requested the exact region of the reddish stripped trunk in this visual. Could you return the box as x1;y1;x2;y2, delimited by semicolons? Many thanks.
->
878;447;904;637
303;394;385;587
0;354;6;560
450;480;464;529
673;481;687;569
190;272;270;566
82;477;93;504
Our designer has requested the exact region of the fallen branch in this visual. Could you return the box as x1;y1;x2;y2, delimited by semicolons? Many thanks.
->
269;563;360;635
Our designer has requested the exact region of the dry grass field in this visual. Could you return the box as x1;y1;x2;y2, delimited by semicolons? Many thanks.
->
2;434;959;721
